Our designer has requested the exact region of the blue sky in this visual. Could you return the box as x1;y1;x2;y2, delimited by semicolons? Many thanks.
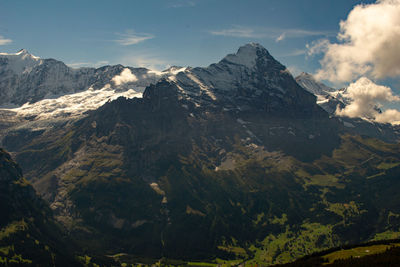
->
0;0;374;73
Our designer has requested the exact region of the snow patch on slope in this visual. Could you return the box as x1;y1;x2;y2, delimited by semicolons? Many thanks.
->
185;72;217;100
147;66;187;76
4;85;142;120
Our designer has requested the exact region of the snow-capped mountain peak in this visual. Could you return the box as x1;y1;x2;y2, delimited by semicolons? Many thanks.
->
16;48;28;55
154;43;317;116
1;49;41;60
295;72;348;114
0;49;42;75
295;72;336;96
222;42;270;69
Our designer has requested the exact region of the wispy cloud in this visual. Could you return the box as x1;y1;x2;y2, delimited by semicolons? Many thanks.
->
115;30;154;46
286;65;302;77
0;35;12;45
279;49;307;57
67;60;109;68
209;25;332;40
209;26;264;38
306;39;330;57
283;29;333;38
124;56;169;71
275;33;286;42
118;51;171;71
168;0;196;8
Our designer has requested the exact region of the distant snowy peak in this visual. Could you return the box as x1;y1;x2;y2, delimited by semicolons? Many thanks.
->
223;43;261;68
295;72;348;114
0;48;39;58
162;66;187;75
222;43;275;69
16;49;38;58
295;72;336;96
0;49;43;74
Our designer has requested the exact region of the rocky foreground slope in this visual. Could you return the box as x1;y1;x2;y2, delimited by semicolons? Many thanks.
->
0;148;80;266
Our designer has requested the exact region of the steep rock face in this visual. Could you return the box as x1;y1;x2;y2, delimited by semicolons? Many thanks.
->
0;148;42;226
0;148;80;266
295;72;336;96
172;43;322;117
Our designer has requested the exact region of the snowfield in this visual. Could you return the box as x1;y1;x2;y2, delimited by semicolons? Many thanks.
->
3;85;143;120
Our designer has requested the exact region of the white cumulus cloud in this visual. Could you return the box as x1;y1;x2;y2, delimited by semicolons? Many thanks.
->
310;0;400;83
336;77;400;124
112;68;138;86
0;35;12;45
115;30;154;46
375;109;400;125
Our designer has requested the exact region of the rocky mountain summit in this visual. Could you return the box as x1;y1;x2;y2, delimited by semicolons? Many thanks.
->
171;43;321;117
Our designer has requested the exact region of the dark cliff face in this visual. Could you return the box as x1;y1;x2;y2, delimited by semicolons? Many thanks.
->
0;148;21;180
0;148;80;266
0;148;40;226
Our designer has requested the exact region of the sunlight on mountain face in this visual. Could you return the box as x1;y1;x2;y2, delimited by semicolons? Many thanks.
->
5;85;143;120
